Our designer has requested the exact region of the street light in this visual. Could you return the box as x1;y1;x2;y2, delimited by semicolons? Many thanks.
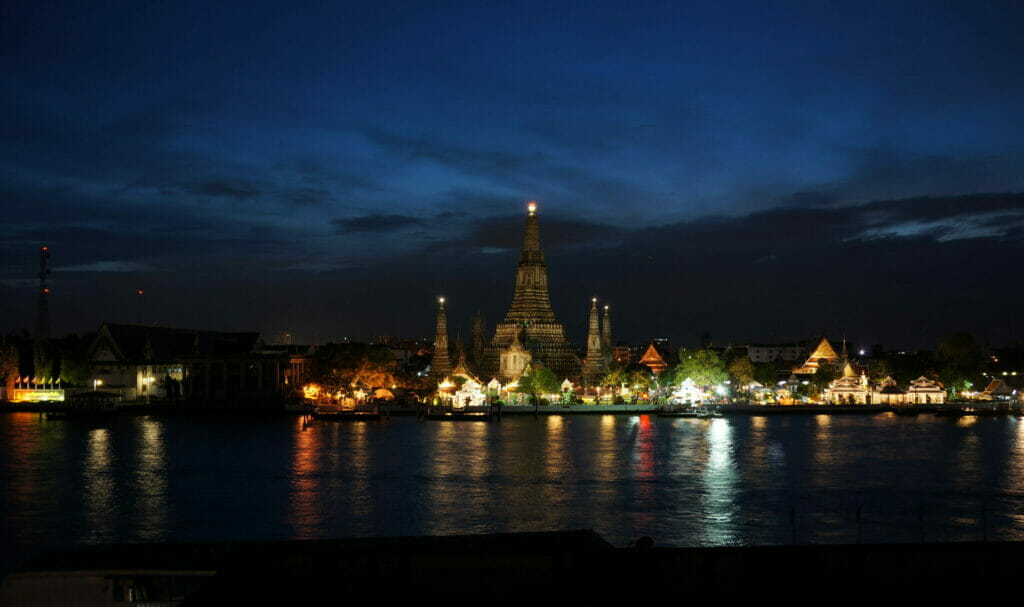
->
93;379;103;391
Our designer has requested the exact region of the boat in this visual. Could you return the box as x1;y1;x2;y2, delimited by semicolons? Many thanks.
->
657;404;721;418
422;403;493;420
312;401;383;420
933;402;1003;417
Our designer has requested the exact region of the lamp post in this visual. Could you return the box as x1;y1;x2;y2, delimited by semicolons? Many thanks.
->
93;379;102;391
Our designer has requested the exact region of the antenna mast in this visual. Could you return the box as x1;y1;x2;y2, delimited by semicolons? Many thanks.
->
36;245;51;340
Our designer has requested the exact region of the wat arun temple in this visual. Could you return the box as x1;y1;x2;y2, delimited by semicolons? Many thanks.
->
432;202;601;384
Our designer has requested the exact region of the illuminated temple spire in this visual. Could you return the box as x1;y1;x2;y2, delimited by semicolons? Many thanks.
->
471;310;485;364
481;202;582;381
581;298;606;384
601;304;612;364
504;201;557;323
431;297;452;378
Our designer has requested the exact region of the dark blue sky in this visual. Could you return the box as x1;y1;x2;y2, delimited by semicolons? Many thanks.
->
2;1;1023;348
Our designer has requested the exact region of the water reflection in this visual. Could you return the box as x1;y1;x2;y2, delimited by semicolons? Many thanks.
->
700;418;738;545
424;421;494;535
812;415;834;467
82;428;117;542
7;412;1024;564
133;418;168;540
1006;419;1024;532
595;415;619;482
289;416;325;538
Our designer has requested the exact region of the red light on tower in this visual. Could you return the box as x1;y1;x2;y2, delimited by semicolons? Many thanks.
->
137;289;144;296
43;288;50;294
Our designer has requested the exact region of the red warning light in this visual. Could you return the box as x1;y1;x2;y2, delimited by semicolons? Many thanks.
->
137;289;145;296
43;288;50;294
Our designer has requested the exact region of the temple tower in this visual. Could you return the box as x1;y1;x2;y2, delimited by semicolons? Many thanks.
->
480;202;582;381
601;304;612;365
431;297;452;379
471;311;485;364
581;298;606;384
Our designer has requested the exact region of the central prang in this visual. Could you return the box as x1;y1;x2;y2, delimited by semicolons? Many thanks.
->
480;202;582;382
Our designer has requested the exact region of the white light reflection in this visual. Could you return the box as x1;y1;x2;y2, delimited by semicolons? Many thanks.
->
424;421;493;536
83;428;117;543
700;417;738;545
134;418;168;540
1007;419;1024;534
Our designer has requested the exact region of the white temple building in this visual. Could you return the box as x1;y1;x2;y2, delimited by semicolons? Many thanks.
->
906;376;946;404
671;378;704;404
825;362;869;404
873;376;905;406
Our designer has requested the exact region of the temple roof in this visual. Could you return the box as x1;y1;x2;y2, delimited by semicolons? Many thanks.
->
89;323;260;363
808;337;839;362
502;206;559;324
908;376;944;392
638;342;670;373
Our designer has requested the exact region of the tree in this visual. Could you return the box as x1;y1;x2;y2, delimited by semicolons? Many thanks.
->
627;368;653;391
935;332;983;397
59;356;91;386
752;362;778;389
809;362;839;398
674;348;728;390
528;367;560;395
311;342;396;392
728;357;755;387
0;343;19;394
599;364;628;388
887;351;935;386
33;341;55;379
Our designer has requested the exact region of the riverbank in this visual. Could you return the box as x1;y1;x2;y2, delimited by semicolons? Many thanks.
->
4;530;1022;604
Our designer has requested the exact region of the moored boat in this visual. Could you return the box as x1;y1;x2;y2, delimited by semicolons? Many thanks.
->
933;401;1004;417
312;401;383;420
657;404;721;418
423;403;494;420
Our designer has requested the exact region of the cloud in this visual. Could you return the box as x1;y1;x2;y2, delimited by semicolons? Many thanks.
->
330;214;425;234
176;180;262;200
58;261;155;273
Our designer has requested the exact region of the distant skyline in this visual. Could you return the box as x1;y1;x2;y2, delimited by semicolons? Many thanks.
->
2;1;1023;348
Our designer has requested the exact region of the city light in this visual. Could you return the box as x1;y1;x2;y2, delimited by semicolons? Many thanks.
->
302;383;321;400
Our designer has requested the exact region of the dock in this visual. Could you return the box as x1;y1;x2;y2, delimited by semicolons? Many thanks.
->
421;403;495;420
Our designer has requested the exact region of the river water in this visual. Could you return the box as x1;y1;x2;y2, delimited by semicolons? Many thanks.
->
3;411;1024;574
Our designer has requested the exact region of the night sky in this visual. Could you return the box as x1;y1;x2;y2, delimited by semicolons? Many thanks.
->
2;1;1023;349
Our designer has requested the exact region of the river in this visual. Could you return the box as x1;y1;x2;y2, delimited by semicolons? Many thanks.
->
3;411;1024;574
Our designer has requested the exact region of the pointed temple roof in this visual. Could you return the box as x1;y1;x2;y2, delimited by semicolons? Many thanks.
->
581;298;607;383
502;202;558;323
793;337;840;374
638;342;670;375
601;304;612;355
450;357;481;385
810;337;839;362
431;297;452;379
908;376;944;393
480;203;581;381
